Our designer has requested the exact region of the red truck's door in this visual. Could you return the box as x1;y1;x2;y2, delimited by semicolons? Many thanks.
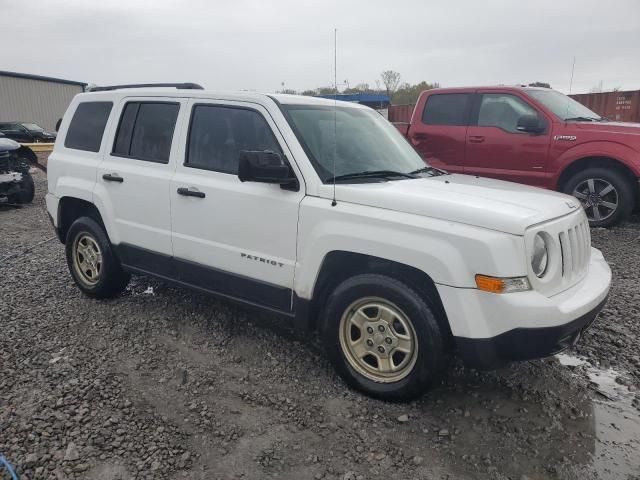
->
409;92;473;173
464;91;551;186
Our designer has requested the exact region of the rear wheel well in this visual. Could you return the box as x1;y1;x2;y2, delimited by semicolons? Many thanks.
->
557;157;638;193
309;251;453;346
57;197;105;243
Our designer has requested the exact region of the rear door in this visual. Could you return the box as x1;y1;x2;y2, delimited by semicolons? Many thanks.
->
94;98;186;274
464;91;551;186
169;99;304;312
410;92;472;173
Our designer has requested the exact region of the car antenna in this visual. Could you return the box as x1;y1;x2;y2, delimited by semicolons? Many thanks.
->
565;56;576;121
331;27;338;207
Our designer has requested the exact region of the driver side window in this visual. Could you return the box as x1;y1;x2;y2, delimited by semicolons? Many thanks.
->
186;105;282;174
477;93;538;133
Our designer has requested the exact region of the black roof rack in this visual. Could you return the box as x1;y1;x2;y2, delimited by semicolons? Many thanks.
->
87;82;204;92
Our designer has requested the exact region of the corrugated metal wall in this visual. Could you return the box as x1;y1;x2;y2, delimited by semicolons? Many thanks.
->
388;104;415;123
570;90;640;123
0;75;83;131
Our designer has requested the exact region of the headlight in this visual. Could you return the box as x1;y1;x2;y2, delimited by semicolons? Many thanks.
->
531;233;549;277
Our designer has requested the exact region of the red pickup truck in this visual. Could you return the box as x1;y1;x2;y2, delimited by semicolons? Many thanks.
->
395;86;640;227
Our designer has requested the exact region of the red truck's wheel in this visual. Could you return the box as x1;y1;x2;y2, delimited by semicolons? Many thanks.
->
563;167;634;228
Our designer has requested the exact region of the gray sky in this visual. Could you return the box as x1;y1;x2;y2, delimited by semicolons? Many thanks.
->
3;0;639;94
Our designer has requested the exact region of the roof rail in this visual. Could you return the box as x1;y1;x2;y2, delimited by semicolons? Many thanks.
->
87;82;204;92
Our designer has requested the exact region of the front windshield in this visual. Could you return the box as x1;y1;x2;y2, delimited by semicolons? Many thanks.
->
283;104;427;182
526;89;602;121
22;123;45;132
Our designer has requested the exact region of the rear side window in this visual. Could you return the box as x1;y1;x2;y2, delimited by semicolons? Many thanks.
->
64;102;113;152
185;105;281;174
422;93;470;126
112;102;179;163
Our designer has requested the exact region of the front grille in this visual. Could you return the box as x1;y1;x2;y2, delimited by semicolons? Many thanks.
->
558;218;590;282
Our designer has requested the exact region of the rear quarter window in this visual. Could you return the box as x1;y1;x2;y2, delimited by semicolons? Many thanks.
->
64;102;113;152
421;93;470;126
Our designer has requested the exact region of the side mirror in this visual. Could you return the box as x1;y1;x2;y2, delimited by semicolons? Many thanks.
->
238;150;298;189
516;114;545;134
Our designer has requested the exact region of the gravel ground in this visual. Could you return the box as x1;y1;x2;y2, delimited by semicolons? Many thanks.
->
1;171;639;480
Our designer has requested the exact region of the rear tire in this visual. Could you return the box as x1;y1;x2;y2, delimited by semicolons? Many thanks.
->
563;167;634;228
321;274;448;401
65;217;130;298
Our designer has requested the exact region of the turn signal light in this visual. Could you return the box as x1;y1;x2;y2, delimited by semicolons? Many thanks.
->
475;275;531;294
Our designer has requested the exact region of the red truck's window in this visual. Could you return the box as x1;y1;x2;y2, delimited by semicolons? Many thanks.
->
422;93;470;126
477;93;538;133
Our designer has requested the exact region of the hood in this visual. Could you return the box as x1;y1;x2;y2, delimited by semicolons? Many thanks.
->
0;138;21;152
335;174;580;235
573;120;640;136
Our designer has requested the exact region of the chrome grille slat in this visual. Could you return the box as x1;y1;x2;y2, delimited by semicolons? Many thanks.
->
574;226;582;272
579;222;588;270
559;231;571;278
559;218;590;281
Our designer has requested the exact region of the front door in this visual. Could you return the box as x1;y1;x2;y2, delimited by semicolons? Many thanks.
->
94;98;186;274
464;92;551;186
170;99;304;312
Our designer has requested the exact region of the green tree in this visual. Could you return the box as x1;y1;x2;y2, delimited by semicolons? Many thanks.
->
380;70;401;98
316;86;336;96
392;81;440;105
344;83;373;94
528;82;551;88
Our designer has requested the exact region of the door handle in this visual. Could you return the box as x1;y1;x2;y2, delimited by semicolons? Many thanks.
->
177;187;205;198
468;136;485;143
413;132;428;140
102;173;124;182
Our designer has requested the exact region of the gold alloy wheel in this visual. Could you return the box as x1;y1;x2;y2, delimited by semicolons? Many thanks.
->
73;233;103;286
339;297;418;383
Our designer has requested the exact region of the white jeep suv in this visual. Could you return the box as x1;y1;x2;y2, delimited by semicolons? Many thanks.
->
46;83;611;400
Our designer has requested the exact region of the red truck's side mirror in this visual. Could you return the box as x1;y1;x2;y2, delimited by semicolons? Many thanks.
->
516;114;546;134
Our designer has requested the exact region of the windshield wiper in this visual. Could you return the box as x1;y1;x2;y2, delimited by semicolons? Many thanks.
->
409;166;448;176
565;116;602;122
326;170;417;183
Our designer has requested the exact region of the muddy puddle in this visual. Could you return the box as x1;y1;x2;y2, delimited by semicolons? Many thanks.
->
556;353;640;479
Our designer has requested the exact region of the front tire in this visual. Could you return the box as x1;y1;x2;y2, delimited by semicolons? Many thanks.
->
563;167;634;228
321;274;448;401
65;217;130;298
17;170;35;204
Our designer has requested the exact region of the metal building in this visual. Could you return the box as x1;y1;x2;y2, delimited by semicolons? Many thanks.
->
570;90;640;123
0;70;86;132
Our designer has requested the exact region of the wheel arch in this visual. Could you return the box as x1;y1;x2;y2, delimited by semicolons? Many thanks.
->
306;251;453;345
57;197;106;243
557;156;638;193
16;145;37;164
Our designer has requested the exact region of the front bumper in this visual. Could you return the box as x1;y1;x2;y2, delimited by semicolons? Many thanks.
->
455;296;607;369
437;247;611;369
